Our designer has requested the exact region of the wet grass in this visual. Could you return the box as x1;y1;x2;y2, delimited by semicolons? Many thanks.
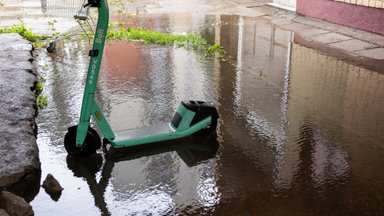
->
106;24;227;58
33;81;48;109
37;94;48;109
0;24;41;42
0;24;50;48
0;24;50;108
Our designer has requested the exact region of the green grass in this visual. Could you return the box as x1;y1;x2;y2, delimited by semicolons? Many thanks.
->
0;24;57;49
37;94;48;109
33;81;48;109
105;25;227;58
0;24;41;42
34;81;44;96
107;28;204;47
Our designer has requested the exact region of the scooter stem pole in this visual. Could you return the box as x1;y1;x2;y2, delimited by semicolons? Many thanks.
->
76;0;109;146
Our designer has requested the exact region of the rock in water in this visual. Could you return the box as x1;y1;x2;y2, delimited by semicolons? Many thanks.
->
42;174;63;201
0;191;33;216
0;208;9;216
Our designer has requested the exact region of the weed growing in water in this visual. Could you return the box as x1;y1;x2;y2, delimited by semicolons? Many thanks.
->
105;25;228;59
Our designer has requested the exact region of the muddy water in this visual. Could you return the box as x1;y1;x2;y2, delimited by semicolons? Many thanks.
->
31;14;384;216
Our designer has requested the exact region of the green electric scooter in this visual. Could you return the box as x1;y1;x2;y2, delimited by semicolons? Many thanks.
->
63;0;219;156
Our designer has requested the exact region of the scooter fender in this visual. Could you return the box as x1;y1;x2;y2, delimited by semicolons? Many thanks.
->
171;101;219;131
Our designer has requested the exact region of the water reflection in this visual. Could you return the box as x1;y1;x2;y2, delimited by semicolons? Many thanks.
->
66;136;219;216
32;11;384;216
213;14;384;214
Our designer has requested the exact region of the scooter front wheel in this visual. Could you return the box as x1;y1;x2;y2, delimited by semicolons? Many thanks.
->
64;126;101;156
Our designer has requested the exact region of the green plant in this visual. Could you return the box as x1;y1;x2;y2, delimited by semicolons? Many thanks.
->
48;20;57;26
33;81;48;109
206;43;225;56
105;26;226;58
0;24;41;42
37;94;48;109
35;81;43;96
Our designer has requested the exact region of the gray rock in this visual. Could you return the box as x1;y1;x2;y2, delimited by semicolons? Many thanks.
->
42;174;63;201
0;34;33;52
0;33;40;199
0;191;33;216
0;209;10;216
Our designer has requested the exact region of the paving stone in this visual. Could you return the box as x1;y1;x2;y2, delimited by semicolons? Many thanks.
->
271;19;294;26
280;22;311;32
309;32;353;44
330;39;378;52
299;28;329;37
210;6;265;17
354;48;384;60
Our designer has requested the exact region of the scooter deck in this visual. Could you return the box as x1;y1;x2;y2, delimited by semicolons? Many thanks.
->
109;123;177;148
108;116;211;149
114;123;175;141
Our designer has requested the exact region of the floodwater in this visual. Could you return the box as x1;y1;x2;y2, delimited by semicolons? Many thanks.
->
31;10;384;216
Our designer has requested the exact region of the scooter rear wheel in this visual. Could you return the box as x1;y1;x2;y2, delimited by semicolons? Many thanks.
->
64;126;101;156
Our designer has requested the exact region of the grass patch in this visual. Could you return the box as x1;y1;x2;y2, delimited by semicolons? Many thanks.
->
106;27;205;48
0;23;41;42
37;94;48;109
105;24;227;58
0;23;52;49
33;81;48;109
0;23;56;49
35;81;44;96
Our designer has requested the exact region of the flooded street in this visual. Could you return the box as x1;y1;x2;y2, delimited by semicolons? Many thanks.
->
31;5;384;216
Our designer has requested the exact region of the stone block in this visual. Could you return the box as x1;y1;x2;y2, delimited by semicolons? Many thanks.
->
331;39;377;52
355;48;384;60
0;191;33;216
309;32;353;44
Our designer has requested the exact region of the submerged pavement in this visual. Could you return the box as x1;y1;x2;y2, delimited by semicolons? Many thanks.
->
0;0;383;209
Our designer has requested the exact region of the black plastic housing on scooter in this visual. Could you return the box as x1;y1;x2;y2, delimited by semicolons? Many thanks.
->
85;0;101;7
171;101;219;129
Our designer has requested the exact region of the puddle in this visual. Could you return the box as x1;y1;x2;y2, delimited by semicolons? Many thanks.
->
31;12;384;216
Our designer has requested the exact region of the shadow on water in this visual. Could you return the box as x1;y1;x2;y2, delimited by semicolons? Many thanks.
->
66;135;219;216
31;9;384;216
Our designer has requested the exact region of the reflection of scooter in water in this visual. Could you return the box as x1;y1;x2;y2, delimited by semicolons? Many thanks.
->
66;135;219;216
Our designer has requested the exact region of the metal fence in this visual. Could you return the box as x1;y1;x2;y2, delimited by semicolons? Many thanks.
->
41;0;88;17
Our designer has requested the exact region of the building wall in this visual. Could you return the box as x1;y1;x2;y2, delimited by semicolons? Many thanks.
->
297;0;384;35
272;0;296;11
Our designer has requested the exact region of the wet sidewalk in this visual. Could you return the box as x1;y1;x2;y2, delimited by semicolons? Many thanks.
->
214;1;384;70
0;0;77;35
